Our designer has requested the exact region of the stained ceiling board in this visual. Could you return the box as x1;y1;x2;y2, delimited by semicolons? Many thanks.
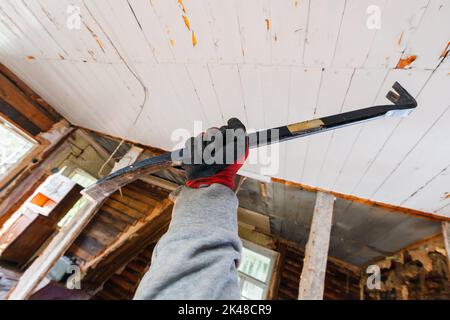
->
0;0;449;217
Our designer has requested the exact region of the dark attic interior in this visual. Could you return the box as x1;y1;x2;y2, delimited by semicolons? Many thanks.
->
0;0;450;302
0;61;448;300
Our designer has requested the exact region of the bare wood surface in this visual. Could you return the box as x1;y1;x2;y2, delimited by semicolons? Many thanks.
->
443;222;450;271
7;146;144;299
298;192;335;300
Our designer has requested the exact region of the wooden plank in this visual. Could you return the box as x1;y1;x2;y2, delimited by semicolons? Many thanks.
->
332;0;386;68
185;63;224;127
354;69;450;200
202;0;243;64
237;207;270;234
0;72;54;131
300;69;354;186
111;146;143;173
372;105;450;208
81;199;172;275
236;0;271;64
401;166;450;217
400;0;450;69
149;0;216;63
207;64;247;124
332;69;431;196
269;0;308;65
0;63;60;121
7;200;103;299
363;0;429;68
6;145;142;299
317;69;388;190
302;0;346;67
443;222;450;270
282;67;322;182
127;0;175;63
298;192;335;300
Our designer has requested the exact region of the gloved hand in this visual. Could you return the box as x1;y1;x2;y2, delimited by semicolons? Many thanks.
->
182;118;249;190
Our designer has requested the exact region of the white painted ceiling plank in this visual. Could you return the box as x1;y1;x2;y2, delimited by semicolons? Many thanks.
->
131;63;186;149
402;166;450;215
239;64;265;131
300;69;354;186
303;0;346;67
204;0;243;64
163;63;211;130
283;67;323;182
332;0;386;68
332;69;432;195
127;0;176;63
150;0;216;63
0;0;60;59
363;0;429;69
372;105;450;207
185;63;224;127
317;69;389;189
207;64;248;125
52;0;122;63
0;4;42;58
182;0;220;62
435;203;450;218
84;0;157;63
354;69;450;199
21;0;91;62
401;0;450;70
270;0;308;65
236;0;271;65
260;66;291;177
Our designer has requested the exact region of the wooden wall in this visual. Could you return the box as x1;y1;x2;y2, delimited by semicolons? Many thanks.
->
0;63;60;137
273;241;361;300
361;236;450;300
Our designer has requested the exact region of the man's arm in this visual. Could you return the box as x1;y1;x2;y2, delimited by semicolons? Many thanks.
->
134;118;248;300
134;184;241;300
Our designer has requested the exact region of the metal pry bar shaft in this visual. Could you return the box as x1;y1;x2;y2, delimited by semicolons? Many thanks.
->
83;82;417;201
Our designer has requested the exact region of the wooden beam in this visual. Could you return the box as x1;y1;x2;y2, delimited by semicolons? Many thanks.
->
76;129;115;163
0;73;54;132
111;146;143;173
7;200;103;299
0;63;61;122
443;222;450;271
298;192;335;300
81;199;173;280
7;146;143;299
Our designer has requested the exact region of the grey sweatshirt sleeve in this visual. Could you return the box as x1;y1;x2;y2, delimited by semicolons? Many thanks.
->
133;184;242;300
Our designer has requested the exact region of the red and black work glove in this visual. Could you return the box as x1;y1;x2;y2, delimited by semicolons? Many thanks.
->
182;118;249;190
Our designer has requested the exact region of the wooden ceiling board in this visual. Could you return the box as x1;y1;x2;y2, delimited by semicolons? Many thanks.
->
0;0;449;218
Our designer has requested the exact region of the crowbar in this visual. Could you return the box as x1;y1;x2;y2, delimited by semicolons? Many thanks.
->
83;82;417;201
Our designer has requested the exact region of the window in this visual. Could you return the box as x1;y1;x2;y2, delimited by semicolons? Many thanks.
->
0;116;37;184
57;168;97;228
238;240;278;300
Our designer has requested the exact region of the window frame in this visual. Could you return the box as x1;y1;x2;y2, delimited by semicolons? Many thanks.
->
0;116;39;190
238;239;279;300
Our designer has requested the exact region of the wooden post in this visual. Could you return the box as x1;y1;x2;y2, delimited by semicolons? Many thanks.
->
7;147;143;299
298;192;335;300
443;222;450;271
